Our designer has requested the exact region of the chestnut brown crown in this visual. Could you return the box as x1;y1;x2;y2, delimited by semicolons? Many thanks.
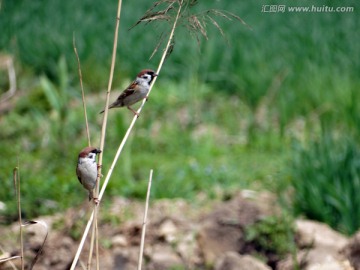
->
78;147;101;158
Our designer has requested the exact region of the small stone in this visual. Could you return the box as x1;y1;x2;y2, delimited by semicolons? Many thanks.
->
158;218;178;243
198;220;242;265
147;244;182;270
296;220;348;250
215;252;271;270
112;234;128;247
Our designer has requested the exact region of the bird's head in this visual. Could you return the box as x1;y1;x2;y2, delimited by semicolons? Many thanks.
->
78;147;101;162
136;69;158;85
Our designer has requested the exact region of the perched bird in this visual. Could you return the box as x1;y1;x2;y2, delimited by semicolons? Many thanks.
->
100;69;158;116
76;146;101;202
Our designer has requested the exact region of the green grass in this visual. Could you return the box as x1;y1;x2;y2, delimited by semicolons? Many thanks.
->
101;80;288;199
290;132;360;235
0;0;359;225
0;62;287;220
244;214;296;263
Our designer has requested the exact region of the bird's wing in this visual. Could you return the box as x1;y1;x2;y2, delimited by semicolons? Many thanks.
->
103;81;138;111
117;81;138;100
76;166;82;184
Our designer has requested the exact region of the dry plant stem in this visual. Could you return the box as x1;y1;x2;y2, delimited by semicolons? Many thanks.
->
13;167;24;270
87;212;96;269
137;170;153;270
0;255;21;265
95;216;99;270
70;0;122;269
74;32;96;270
98;0;183;198
138;0;184;102
87;206;99;270
0;245;18;270
97;0;123;172
70;211;95;270
70;1;182;268
89;0;123;268
73;34;91;146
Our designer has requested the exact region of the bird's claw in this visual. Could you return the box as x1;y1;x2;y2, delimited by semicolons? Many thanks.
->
93;197;100;205
127;106;140;118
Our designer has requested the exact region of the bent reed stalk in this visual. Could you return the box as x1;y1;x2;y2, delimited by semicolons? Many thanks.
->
70;1;183;269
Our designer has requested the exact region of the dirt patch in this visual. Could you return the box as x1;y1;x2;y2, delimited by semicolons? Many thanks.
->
0;191;354;270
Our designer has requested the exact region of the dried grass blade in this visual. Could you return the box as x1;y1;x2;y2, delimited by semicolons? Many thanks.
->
142;14;171;23
208;9;232;20
165;39;175;60
206;15;225;37
129;3;174;30
73;34;91;147
0;256;21;263
209;9;251;29
150;31;166;60
188;16;207;40
192;15;208;39
137;170;153;270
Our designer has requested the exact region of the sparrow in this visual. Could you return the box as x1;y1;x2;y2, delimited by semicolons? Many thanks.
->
76;146;101;202
100;69;158;116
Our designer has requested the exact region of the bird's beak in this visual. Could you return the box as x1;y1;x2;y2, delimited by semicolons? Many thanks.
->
96;149;102;154
154;73;158;77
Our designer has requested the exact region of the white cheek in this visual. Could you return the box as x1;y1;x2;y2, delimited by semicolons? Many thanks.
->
88;154;96;161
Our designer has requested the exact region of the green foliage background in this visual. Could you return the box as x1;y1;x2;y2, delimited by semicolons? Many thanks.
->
0;0;360;234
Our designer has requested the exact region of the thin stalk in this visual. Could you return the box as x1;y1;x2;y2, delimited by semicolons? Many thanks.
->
70;210;95;270
95;213;99;270
0;255;21;267
97;0;123;171
0;245;18;270
86;206;99;270
98;0;183;201
87;209;95;269
73;34;91;146
70;1;183;268
13;167;24;270
137;170;153;270
70;0;122;268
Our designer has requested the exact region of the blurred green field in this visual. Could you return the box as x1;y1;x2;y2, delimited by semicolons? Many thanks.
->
0;0;359;231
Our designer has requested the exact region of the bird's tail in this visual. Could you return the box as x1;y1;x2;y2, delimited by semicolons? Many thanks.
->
99;105;111;114
99;102;119;114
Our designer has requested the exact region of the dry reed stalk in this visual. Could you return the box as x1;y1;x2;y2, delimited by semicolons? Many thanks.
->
86;206;99;270
74;30;97;270
90;0;123;267
73;35;91;146
71;0;183;268
98;0;183;201
13;167;24;270
70;0;123;268
137;170;153;270
87;215;95;269
95;215;99;270
0;245;19;270
0;255;21;267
